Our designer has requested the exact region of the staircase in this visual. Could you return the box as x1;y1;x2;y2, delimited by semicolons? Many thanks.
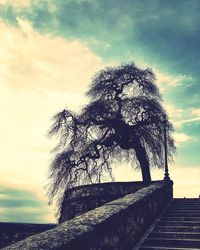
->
138;198;200;250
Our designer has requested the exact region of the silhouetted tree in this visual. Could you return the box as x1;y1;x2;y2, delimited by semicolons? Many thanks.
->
48;63;175;205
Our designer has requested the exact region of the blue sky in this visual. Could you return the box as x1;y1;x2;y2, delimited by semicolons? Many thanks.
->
0;0;200;223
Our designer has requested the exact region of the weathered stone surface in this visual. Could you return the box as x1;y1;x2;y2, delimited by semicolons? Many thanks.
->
3;181;173;250
0;223;56;249
59;181;149;223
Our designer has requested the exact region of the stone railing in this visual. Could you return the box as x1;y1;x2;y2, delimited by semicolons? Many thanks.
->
3;180;173;250
0;223;56;249
59;181;149;223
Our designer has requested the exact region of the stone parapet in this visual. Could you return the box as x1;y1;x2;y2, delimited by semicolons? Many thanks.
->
59;181;149;223
3;180;173;250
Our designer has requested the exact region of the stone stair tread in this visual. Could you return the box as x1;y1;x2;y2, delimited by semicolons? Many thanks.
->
174;198;200;202
159;220;200;224
170;209;200;210
163;213;200;218
151;231;200;235
173;199;200;201
173;207;200;208
143;237;200;247
168;212;200;214
146;237;200;242
164;214;200;217
140;246;200;250
155;225;200;228
150;231;200;239
169;209;200;211
158;221;200;227
166;210;200;212
154;225;200;232
158;222;200;226
161;217;200;221
165;210;200;215
167;209;200;211
162;217;200;218
172;204;200;206
173;200;200;201
170;203;200;205
173;201;200;202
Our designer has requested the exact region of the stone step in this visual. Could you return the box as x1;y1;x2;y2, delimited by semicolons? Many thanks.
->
143;238;200;248
173;199;200;201
172;202;200;205
172;203;200;205
150;232;200;239
166;209;200;214
167;210;200;213
161;217;200;221
154;225;200;233
167;207;200;210
170;204;200;208
170;206;200;209
158;221;200;227
170;203;200;209
164;213;200;217
140;246;200;250
171;204;200;206
173;198;200;201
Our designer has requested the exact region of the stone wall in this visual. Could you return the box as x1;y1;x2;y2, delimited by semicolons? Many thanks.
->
0;223;56;249
59;181;149;223
3;180;173;250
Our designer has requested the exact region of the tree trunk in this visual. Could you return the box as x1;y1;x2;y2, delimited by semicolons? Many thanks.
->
134;139;151;184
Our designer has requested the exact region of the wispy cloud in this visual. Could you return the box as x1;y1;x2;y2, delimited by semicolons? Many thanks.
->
0;0;30;7
174;132;192;146
164;103;185;128
176;117;200;127
0;17;103;93
156;71;190;88
192;108;200;116
164;103;200;129
0;186;54;223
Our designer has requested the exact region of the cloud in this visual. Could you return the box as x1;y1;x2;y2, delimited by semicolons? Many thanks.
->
177;117;200;127
192;108;200;117
164;103;186;129
165;103;183;118
0;0;30;7
164;103;200;129
174;132;191;146
0;186;54;223
0;17;103;93
156;71;190;88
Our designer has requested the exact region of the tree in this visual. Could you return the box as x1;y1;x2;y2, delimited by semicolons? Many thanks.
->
48;63;176;205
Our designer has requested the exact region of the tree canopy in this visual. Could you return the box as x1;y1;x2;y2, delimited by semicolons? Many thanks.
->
47;63;176;206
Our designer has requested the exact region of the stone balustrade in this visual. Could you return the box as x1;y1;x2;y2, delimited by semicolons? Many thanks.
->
3;180;173;250
59;181;149;223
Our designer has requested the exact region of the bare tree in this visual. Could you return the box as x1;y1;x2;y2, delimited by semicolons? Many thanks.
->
48;63;176;205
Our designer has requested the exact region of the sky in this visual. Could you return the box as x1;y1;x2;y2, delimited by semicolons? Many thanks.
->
0;0;200;223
